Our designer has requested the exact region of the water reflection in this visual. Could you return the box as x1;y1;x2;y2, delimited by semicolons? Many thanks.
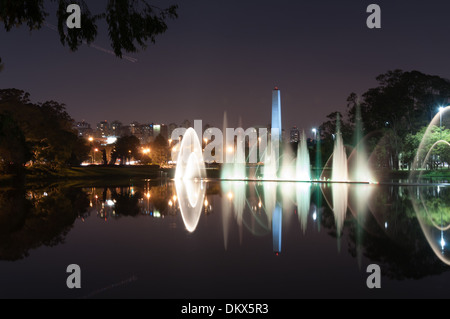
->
410;186;450;266
0;181;449;280
0;187;89;261
175;179;206;233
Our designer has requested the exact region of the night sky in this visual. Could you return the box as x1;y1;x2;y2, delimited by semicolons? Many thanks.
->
2;0;450;134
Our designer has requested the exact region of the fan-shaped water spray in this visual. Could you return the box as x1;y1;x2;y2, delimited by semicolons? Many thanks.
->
174;128;206;181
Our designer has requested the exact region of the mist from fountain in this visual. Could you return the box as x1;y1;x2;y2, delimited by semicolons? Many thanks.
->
351;104;374;183
297;131;312;182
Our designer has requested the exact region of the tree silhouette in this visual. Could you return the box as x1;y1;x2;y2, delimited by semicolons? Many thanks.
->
0;112;32;174
0;0;178;62
320;70;450;170
0;89;90;168
151;134;169;165
0;187;89;261
109;135;140;165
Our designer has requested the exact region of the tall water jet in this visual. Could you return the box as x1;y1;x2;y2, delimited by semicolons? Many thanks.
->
351;103;374;183
296;130;311;182
280;141;295;181
331;115;348;250
295;131;312;232
331;115;348;183
221;112;232;180
315;130;322;181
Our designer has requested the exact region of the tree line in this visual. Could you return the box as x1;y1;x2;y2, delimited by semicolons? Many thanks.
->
0;89;90;175
318;70;450;171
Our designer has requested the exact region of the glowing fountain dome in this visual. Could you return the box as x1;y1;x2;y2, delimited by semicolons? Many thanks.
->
175;128;206;180
175;179;206;233
174;128;207;233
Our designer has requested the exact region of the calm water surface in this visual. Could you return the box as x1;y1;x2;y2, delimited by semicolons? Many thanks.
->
0;179;449;299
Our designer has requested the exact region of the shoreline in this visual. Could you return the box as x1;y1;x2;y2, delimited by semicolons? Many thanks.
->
0;166;449;187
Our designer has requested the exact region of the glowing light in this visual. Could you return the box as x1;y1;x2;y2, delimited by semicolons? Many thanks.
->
106;200;115;207
227;192;233;200
106;137;117;144
168;200;173;207
227;146;234;153
441;237;446;250
176;179;206;233
88;137;94;142
173;195;177;202
385;222;388;229
204;198;209;207
174;128;206;181
258;201;262;208
313;211;317;221
146;192;151;199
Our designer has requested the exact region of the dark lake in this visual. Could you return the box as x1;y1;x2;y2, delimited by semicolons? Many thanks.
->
0;179;449;299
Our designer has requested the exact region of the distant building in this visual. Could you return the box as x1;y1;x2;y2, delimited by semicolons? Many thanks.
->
74;120;92;138
111;120;128;137
97;120;110;137
129;121;140;135
290;126;300;143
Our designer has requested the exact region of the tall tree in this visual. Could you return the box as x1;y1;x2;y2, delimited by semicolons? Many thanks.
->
151;134;169;165
109;135;140;165
0;89;90;168
0;112;31;174
344;70;450;170
0;0;178;63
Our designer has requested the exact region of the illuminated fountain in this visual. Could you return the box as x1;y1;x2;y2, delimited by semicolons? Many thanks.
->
410;105;450;181
411;186;450;265
297;131;312;182
174;128;206;232
296;132;312;232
